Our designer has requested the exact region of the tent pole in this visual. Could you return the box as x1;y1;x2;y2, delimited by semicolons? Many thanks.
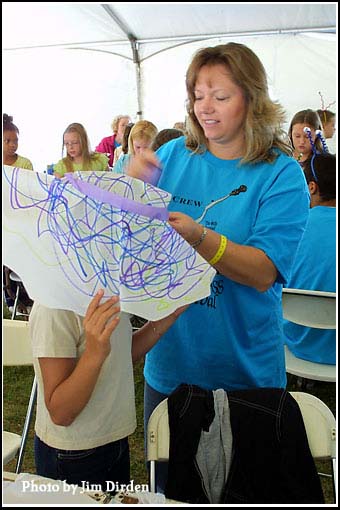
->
100;4;143;120
130;38;143;121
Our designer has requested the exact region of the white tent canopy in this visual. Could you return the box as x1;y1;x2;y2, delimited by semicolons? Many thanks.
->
2;2;337;170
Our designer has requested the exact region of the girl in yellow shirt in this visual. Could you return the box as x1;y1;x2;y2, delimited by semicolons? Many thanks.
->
54;122;109;178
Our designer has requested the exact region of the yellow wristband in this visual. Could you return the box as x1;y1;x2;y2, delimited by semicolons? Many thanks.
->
208;235;227;265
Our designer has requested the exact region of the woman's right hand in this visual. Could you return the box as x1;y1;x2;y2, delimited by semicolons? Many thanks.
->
83;290;120;362
126;149;162;185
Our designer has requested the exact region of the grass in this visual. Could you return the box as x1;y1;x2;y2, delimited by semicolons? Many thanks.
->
3;305;336;502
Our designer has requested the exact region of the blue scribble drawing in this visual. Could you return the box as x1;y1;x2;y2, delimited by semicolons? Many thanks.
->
3;167;216;319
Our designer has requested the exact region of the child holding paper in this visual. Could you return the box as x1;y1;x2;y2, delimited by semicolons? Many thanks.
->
30;290;186;491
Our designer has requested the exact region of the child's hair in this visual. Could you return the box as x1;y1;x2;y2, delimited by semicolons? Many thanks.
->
121;123;135;154
151;128;184;151
3;113;19;134
127;120;158;155
303;152;336;202
173;122;186;132
288;109;323;153
62;123;92;173
316;109;335;126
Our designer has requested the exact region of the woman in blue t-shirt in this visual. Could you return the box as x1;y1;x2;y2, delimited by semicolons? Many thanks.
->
127;42;310;491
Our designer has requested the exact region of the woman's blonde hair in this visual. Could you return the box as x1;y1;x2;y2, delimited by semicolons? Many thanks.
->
62;123;93;173
128;120;158;155
185;42;291;164
111;115;131;133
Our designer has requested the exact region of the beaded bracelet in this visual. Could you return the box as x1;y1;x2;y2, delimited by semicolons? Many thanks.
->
208;235;227;265
191;226;207;249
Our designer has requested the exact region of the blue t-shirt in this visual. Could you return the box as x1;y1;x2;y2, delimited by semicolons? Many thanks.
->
283;206;336;364
113;154;130;174
144;137;310;393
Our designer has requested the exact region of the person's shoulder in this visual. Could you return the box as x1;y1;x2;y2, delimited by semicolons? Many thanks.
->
54;158;66;167
93;151;109;162
156;135;186;156
31;302;79;317
270;148;293;162
53;159;67;173
267;149;302;171
100;134;114;144
16;155;34;170
311;205;336;217
96;134;114;152
30;302;83;328
113;154;130;174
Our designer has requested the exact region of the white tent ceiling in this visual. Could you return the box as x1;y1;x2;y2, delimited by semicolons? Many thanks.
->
3;3;336;54
2;2;337;170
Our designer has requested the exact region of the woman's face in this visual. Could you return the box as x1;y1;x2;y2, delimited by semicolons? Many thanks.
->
133;137;152;155
193;64;247;153
3;129;18;158
64;133;82;159
116;117;131;144
291;123;315;158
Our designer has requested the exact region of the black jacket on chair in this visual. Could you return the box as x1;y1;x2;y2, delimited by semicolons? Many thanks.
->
165;384;214;503
165;385;324;504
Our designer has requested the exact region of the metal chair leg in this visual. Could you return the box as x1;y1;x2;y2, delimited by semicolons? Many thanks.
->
15;377;37;473
11;283;21;320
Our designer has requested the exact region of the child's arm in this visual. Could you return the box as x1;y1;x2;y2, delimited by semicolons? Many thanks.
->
38;291;120;426
131;305;188;363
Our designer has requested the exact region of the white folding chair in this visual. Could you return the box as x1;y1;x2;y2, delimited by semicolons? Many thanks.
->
146;398;169;493
290;391;336;498
9;272;32;320
3;319;37;473
146;392;336;500
282;288;336;382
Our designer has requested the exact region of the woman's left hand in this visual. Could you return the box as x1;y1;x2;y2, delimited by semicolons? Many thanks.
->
168;211;203;245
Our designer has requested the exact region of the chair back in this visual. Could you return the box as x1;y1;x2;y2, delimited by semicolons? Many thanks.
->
3;319;33;365
291;392;336;459
146;392;336;462
284;345;336;382
3;318;36;473
282;288;336;329
147;398;169;462
282;289;336;382
146;391;336;496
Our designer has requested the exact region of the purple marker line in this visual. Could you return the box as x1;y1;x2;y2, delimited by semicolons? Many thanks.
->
64;173;169;221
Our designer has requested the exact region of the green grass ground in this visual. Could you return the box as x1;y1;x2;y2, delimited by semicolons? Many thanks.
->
3;305;336;502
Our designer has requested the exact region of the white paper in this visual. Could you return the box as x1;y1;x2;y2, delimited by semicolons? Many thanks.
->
3;167;216;320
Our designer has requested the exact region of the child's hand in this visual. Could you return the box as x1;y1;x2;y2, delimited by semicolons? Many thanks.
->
83;290;120;361
126;149;162;185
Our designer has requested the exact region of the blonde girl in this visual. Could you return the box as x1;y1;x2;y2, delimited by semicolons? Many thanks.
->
114;120;158;174
54;123;109;178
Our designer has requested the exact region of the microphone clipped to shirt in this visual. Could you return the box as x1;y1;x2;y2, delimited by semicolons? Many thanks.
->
196;185;248;223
